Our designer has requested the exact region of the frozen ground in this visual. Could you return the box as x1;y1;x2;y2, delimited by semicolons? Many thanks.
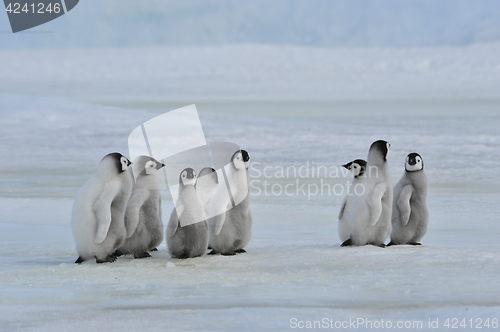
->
0;93;500;331
1;43;500;101
1;41;500;332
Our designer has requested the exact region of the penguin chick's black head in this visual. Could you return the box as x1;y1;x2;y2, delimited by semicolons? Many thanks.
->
180;168;197;181
198;167;217;177
136;156;165;176
353;159;367;168
342;161;353;170
148;159;165;170
231;150;241;162
370;140;390;161
196;167;219;189
353;159;367;177
241;150;250;162
343;159;367;178
405;152;424;172
105;152;131;173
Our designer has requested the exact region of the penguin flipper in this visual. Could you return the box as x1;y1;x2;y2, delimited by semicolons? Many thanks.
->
124;189;149;238
167;209;180;237
210;212;227;236
367;183;386;226
397;185;413;226
93;183;120;244
196;170;219;201
157;195;162;228
208;188;231;236
338;197;347;220
174;203;185;221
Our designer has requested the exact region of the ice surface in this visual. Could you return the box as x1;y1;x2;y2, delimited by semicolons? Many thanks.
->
1;198;500;331
1;41;500;330
2;0;500;49
1;92;500;331
2;43;500;101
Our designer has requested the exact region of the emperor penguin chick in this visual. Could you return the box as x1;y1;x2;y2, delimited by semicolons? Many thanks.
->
72;152;133;263
196;167;219;249
338;159;367;242
167;168;209;259
208;150;253;255
115;156;165;258
342;140;393;247
196;167;219;221
389;153;429;246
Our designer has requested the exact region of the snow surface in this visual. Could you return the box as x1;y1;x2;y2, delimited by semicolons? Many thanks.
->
1;92;500;331
1;39;500;332
2;0;500;49
1;43;500;101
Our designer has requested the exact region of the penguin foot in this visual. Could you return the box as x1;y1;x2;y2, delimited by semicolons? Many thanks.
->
112;249;124;257
96;255;117;263
150;248;158;252
134;252;152;259
75;256;85;264
373;243;386;248
221;252;237;256
234;249;246;254
341;239;352;247
207;250;218;255
386;241;395;247
409;242;422;246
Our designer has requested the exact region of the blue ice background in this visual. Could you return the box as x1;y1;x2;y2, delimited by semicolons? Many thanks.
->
2;0;500;49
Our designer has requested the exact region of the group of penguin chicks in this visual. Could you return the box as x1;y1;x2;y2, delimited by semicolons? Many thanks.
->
71;150;252;264
338;140;429;247
71;139;427;263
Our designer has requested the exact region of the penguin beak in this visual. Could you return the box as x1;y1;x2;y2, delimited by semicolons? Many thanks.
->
342;164;350;170
161;163;166;167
